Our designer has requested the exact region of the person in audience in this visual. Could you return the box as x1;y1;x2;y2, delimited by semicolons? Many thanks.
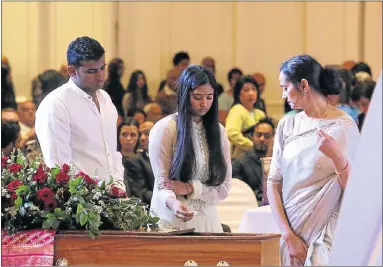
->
58;64;70;81
232;118;275;205
1;120;21;157
32;70;67;107
35;36;127;197
122;70;152;117
118;118;140;160
342;60;356;70
124;121;155;206
328;68;359;122
351;61;372;77
17;100;37;143
355;71;373;83
1;108;19;122
1;64;17;110
104;58;126;116
132;109;147;125
149;64;232;232
201;56;224;96
225;75;266;159
267;54;360;266
143;103;163;123
158;51;190;92
252;72;268;114
218;68;243;125
354;80;376;131
155;68;180;116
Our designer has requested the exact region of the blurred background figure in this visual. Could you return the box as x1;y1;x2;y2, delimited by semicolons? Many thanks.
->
1;120;21;157
122;70;152;117
32;70;67;107
2;63;17;110
201;56;224;96
252;72;268;114
104;58;126;116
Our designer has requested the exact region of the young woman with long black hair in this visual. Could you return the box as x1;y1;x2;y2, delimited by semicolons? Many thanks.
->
148;65;232;232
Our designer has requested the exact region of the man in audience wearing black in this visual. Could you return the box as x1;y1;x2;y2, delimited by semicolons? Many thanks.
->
232;118;275;205
124;121;155;206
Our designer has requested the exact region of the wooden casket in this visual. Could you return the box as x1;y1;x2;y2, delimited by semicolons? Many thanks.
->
54;231;280;266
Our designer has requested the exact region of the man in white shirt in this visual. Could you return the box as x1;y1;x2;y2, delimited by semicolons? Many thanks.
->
35;36;127;197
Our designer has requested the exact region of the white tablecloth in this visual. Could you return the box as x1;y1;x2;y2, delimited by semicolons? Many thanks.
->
238;205;280;234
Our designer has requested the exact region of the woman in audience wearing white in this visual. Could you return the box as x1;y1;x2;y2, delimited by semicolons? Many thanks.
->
225;76;266;159
149;65;232;232
267;55;360;266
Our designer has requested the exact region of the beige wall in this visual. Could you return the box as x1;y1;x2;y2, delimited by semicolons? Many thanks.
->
2;2;382;118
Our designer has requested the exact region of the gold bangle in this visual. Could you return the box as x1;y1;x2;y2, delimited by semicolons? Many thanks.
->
335;161;349;175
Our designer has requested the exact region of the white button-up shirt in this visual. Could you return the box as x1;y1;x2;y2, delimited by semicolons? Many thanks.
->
35;78;125;190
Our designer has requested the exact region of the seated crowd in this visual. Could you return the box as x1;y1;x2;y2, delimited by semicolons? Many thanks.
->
1;54;377;215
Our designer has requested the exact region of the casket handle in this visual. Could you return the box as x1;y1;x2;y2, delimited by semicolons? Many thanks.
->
184;260;198;266
217;260;229;266
55;258;69;266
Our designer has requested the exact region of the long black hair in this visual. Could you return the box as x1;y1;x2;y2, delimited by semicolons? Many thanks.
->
169;65;227;186
127;70;151;104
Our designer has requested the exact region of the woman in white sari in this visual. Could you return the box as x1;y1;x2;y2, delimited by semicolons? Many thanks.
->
149;65;232;232
267;55;360;266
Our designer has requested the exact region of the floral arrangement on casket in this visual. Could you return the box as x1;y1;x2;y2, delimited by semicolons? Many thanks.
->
1;151;159;238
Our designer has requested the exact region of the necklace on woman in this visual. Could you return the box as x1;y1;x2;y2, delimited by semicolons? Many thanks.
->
315;103;329;131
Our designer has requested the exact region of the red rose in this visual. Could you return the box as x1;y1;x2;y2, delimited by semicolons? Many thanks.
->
7;180;23;192
111;185;126;198
2;157;9;168
62;164;70;173
33;166;47;184
37;187;54;202
56;171;70;184
11;193;17;201
77;172;98;185
44;199;58;211
8;164;23;174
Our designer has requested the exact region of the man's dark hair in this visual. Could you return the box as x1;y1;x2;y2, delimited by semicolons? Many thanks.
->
243;117;275;136
67;36;105;67
173;52;190;66
227;68;243;83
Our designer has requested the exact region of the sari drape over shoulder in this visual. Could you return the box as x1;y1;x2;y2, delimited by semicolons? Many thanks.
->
267;113;360;266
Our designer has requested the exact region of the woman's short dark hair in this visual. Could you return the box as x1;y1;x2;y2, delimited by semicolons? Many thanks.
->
117;118;140;152
280;54;342;96
67;36;105;67
1;120;20;149
169;64;227;186
233;75;260;105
